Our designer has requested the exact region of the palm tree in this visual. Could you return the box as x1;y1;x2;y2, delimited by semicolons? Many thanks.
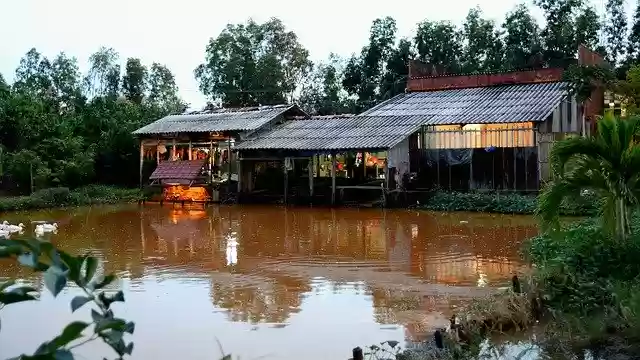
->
537;115;640;239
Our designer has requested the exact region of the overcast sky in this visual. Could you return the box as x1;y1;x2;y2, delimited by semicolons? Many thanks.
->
1;0;612;109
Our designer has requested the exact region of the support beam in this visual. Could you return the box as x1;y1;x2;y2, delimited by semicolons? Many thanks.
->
156;140;160;165
188;141;192;160
383;156;389;207
172;139;177;161
209;140;214;183
284;157;289;204
139;142;144;189
331;153;337;205
308;157;314;199
237;159;243;193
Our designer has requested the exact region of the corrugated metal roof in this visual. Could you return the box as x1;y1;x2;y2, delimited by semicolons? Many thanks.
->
149;159;207;180
133;104;300;135
235;115;424;151
236;82;568;152
361;82;568;125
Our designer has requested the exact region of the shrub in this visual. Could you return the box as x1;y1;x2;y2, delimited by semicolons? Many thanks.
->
421;191;599;216
0;186;145;212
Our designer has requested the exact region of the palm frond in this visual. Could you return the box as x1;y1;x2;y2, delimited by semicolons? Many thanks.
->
549;136;610;176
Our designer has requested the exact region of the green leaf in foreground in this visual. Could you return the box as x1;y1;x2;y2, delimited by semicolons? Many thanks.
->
0;286;38;305
48;321;90;350
70;295;93;312
83;256;98;284
44;266;68;297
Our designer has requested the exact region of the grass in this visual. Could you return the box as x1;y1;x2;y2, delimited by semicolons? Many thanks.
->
0;185;145;212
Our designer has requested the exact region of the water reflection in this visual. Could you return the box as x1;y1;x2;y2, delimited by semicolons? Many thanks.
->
0;205;537;359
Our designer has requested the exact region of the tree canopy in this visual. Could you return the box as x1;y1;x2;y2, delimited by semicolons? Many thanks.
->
6;1;640;190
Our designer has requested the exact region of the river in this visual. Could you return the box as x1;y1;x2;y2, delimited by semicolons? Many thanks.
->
0;204;537;360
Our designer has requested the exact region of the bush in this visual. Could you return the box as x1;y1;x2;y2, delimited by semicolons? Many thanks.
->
0;185;145;212
421;191;599;216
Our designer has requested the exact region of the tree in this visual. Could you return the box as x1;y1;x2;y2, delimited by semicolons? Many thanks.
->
84;47;121;98
414;20;462;72
379;38;413;100
575;6;604;55
0;238;135;359
502;4;542;69
122;58;147;104
627;3;640;65
298;54;352;115
535;0;585;66
147;63;185;113
194;17;312;107
604;0;627;66
461;7;504;72
537;115;640;240
342;17;398;110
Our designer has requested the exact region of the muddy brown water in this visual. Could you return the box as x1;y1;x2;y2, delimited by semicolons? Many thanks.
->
0;204;537;360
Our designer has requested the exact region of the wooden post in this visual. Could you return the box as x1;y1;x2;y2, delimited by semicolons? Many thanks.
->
237;158;243;193
308;156;314;199
352;347;364;360
383;156;389;207
283;157;289;204
209;140;214;183
171;139;176;161
227;138;232;194
331;153;336;205
188;141;192;160
156;140;161;165
139;141;144;189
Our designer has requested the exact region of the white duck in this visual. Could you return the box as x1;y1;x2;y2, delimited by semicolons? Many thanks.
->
41;223;58;232
0;229;10;238
6;223;25;233
34;225;45;237
0;221;9;230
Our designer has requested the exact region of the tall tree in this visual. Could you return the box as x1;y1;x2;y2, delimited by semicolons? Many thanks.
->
342;17;398;110
604;0;627;65
575;6;604;54
627;3;640;64
13;48;53;98
414;20;462;72
194;18;312;107
379;38;413;100
49;52;82;110
84;47;121;98
147;63;185;113
461;7;504;72
503;4;542;69
298;54;351;115
535;0;584;66
122;58;147;104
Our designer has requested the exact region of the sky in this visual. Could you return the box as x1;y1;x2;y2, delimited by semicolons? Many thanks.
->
0;0;610;109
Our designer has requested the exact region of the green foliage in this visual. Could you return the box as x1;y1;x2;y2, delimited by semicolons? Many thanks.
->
0;237;134;359
421;191;598;215
604;0;627;65
537;116;640;238
194;18;312;107
0;185;144;212
0;47;183;192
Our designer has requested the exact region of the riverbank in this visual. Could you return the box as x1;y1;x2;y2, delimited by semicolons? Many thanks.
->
420;191;599;216
389;214;640;359
0;185;145;212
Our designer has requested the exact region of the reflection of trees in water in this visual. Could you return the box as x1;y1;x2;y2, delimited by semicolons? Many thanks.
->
208;276;309;324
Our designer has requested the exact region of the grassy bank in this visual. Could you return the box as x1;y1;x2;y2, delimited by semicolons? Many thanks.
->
421;191;599;216
0;185;145;212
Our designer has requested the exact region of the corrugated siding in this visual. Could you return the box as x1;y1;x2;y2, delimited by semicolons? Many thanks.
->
133;105;297;134
362;82;568;125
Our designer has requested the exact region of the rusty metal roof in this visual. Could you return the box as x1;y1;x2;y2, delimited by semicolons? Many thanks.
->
133;104;304;135
362;82;568;124
235;115;423;151
149;159;207;180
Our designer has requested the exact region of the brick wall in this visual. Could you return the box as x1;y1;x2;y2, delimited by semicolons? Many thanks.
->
407;68;564;92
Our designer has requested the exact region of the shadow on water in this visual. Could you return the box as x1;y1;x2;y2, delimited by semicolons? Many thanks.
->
0;204;539;360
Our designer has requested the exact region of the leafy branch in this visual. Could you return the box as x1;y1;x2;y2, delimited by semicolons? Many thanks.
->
0;238;134;360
